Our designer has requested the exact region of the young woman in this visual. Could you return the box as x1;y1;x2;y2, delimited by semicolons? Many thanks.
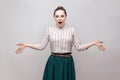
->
16;6;105;80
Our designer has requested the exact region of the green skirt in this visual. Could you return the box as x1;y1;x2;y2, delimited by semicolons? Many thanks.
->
43;54;76;80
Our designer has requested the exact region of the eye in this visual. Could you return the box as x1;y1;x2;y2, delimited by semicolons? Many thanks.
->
61;15;64;17
55;15;59;18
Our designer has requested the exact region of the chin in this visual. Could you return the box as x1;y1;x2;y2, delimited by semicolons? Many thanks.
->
56;23;64;28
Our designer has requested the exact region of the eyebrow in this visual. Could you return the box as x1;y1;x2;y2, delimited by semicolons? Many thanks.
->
55;14;64;16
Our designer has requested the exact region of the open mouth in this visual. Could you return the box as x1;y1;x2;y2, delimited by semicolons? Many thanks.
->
58;22;62;24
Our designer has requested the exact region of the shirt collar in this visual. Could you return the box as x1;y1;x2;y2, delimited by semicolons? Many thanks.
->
56;24;67;29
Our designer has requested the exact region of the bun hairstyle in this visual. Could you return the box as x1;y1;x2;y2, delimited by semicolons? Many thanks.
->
53;6;67;17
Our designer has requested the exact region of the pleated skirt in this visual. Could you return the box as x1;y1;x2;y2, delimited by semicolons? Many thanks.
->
43;54;76;80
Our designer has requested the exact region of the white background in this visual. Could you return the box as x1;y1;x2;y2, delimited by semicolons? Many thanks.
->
0;0;120;80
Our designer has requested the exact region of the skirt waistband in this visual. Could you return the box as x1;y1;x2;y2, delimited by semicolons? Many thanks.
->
51;52;72;57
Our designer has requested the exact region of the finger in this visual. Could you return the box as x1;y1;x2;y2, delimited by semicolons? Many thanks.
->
17;43;25;46
97;43;102;50
102;46;105;51
99;46;102;51
19;48;22;52
16;48;22;54
99;41;103;43
100;45;105;51
101;44;105;50
16;50;18;54
17;44;24;47
17;43;22;45
16;49;20;54
19;47;24;53
98;46;103;51
95;41;102;46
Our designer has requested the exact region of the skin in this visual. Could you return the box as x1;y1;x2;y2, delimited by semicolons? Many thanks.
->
16;9;105;54
54;10;66;28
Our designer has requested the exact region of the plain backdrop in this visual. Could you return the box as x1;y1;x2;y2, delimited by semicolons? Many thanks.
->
0;0;120;80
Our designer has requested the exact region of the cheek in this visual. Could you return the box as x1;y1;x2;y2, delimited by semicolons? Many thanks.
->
54;18;58;22
62;18;66;21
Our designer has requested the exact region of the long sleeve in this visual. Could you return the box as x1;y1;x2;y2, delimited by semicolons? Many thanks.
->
38;28;49;51
37;26;87;53
72;28;87;51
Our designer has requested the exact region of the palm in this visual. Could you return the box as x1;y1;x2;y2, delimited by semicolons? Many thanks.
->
16;43;26;54
94;41;105;51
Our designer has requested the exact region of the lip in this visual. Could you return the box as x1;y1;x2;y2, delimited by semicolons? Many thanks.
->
58;22;62;24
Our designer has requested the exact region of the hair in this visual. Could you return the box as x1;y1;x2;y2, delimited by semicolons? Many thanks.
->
53;6;67;17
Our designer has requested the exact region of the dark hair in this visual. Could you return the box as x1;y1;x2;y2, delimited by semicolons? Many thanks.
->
53;6;67;17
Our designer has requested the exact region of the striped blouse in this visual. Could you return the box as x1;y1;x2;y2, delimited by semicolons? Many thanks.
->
38;25;87;53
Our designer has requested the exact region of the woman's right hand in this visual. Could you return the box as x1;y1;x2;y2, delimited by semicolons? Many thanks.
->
16;43;26;54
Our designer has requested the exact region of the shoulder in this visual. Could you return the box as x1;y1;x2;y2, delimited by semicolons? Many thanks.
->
49;26;56;30
46;26;53;31
67;27;75;32
46;26;56;33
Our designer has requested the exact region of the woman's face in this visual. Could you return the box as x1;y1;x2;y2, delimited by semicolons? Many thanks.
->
54;10;66;28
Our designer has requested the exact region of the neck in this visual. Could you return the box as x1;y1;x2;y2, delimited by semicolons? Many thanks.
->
57;23;65;29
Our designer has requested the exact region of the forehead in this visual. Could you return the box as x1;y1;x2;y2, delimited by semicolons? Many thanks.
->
55;10;65;15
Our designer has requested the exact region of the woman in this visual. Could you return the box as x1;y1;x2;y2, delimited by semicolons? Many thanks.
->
16;6;105;80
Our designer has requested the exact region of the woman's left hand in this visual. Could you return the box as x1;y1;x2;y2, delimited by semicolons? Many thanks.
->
93;40;105;51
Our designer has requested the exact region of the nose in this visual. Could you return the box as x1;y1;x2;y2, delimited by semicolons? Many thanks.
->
58;17;62;21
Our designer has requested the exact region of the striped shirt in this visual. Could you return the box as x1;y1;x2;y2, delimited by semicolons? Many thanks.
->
38;25;87;53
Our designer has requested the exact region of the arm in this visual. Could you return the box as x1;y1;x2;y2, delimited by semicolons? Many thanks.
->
72;28;105;51
16;28;50;54
16;43;40;54
84;40;105;51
